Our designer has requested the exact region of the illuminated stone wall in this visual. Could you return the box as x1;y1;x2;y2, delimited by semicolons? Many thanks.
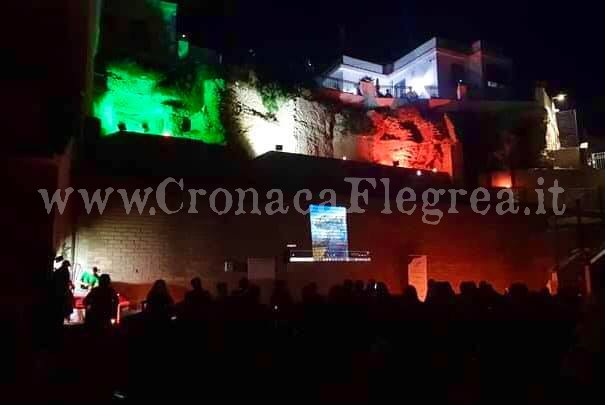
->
338;108;456;174
93;0;226;144
73;183;554;304
228;82;300;155
230;82;458;177
92;72;458;177
91;1;459;170
535;87;561;151
93;62;226;143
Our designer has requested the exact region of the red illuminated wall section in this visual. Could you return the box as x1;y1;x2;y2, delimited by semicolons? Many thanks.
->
334;107;458;177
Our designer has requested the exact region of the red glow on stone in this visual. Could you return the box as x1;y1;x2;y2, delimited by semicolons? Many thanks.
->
352;107;457;177
491;171;513;188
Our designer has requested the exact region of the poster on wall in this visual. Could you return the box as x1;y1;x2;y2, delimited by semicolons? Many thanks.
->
408;255;428;302
309;205;349;261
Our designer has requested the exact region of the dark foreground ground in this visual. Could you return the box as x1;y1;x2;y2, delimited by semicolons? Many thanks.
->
10;285;605;405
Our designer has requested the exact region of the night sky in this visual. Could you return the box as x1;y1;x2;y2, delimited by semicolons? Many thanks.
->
179;0;603;135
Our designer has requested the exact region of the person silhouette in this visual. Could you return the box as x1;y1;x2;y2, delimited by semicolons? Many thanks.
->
216;282;229;302
84;274;118;329
80;266;100;291
52;260;74;323
144;279;174;321
302;282;323;306
232;278;250;298
185;277;211;305
181;277;212;319
402;285;420;304
270;280;293;312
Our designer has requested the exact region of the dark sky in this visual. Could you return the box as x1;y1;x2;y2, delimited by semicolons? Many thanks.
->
179;0;604;134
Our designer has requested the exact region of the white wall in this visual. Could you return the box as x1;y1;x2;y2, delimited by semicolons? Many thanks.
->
342;55;384;73
331;53;438;99
437;51;468;99
535;87;561;151
322;38;518;100
393;38;437;70
390;50;439;99
339;66;391;94
322;57;389;94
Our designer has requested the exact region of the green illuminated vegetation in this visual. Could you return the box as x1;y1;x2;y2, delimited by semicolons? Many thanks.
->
258;82;290;113
93;61;226;144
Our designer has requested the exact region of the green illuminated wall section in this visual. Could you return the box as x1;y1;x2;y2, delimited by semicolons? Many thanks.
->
93;62;226;144
178;39;190;59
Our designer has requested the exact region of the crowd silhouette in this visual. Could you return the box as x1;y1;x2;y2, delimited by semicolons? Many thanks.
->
35;269;604;404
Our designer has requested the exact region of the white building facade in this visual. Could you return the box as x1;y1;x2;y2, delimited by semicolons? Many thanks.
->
319;38;513;101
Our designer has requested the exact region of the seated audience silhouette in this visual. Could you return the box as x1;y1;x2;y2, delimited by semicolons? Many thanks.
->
270;280;294;312
180;277;212;320
83;274;118;329
232;277;250;298
144;279;174;321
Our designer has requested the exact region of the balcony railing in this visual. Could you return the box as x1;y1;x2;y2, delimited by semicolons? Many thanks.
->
317;76;438;100
318;76;360;94
590;152;605;170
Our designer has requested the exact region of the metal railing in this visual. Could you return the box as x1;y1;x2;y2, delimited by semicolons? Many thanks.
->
317;76;360;94
590;152;605;170
317;76;438;100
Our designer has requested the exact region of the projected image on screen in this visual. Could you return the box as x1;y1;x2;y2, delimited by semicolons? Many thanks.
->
310;205;349;261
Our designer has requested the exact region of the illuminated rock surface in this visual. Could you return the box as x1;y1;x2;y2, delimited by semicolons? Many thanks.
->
93;65;458;175
94;62;226;144
231;82;457;175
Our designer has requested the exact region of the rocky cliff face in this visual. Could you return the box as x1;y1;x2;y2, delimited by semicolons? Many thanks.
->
229;82;458;177
342;108;457;174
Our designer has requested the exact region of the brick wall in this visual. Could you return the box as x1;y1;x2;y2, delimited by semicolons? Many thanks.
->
72;181;554;303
